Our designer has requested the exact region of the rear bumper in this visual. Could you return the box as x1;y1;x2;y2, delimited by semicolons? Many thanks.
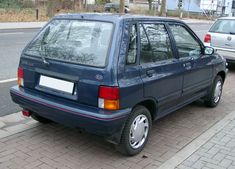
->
10;86;131;143
214;48;235;63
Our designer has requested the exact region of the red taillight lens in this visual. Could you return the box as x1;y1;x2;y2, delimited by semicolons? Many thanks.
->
204;34;211;43
17;67;24;87
98;86;120;110
99;86;120;100
18;67;24;78
22;110;31;117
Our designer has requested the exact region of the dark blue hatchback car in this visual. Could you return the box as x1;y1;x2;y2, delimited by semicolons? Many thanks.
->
10;14;227;155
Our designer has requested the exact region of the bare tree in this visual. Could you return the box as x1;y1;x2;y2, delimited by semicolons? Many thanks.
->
119;0;125;13
159;0;166;16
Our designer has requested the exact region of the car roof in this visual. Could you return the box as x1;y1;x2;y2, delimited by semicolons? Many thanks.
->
54;13;185;24
218;17;235;20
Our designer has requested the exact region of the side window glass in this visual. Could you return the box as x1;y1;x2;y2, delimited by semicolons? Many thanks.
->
126;24;137;64
169;24;202;58
140;23;173;64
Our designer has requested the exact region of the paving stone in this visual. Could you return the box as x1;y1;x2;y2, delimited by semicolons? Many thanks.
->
206;163;224;169
213;153;226;162
219;158;233;168
207;147;220;155
202;142;215;150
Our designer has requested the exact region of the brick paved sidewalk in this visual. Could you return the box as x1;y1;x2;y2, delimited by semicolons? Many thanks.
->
176;118;235;169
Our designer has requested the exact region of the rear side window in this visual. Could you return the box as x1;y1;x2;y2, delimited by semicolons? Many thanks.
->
140;23;173;64
210;19;235;34
24;20;113;67
126;24;137;64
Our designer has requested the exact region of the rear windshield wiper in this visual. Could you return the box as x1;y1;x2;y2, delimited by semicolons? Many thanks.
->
40;47;50;66
40;27;50;66
230;32;235;35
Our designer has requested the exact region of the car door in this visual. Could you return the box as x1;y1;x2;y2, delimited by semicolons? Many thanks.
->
139;21;184;118
168;23;213;102
118;22;144;109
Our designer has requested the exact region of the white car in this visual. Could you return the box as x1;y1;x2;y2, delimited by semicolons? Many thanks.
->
204;17;235;64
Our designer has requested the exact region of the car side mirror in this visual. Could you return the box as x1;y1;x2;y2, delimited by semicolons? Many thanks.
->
204;47;214;55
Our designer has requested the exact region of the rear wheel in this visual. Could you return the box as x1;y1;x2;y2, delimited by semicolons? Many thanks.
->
116;106;152;156
204;75;223;107
31;113;51;124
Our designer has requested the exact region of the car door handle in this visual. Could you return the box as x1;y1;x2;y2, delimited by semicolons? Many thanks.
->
183;62;192;70
146;70;155;77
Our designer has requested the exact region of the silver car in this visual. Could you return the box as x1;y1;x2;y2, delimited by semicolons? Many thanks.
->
204;17;235;64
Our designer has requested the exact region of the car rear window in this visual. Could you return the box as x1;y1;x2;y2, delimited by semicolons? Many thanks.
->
24;19;113;67
210;19;235;34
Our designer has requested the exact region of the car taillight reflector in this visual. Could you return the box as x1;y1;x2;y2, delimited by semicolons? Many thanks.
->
204;34;211;43
22;110;31;117
98;86;120;110
17;67;24;87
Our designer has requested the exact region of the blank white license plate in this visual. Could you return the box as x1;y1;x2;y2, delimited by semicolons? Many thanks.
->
39;75;74;94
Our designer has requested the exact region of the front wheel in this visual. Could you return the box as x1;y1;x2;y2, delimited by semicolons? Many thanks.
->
116;106;152;156
204;75;223;107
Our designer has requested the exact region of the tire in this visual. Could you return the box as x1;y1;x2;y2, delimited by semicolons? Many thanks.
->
115;105;152;156
31;113;52;124
204;75;223;107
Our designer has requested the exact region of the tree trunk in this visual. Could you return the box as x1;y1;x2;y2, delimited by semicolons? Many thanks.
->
148;0;152;11
35;0;39;8
119;0;125;13
159;0;166;16
47;0;55;18
74;0;83;11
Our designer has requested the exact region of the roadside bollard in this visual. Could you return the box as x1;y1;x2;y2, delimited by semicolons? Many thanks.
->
36;9;39;20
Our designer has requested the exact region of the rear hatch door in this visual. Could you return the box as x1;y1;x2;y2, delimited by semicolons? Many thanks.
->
20;18;114;107
209;19;235;50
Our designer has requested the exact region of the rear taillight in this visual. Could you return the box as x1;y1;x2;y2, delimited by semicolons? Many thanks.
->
17;67;24;87
204;34;211;43
98;86;120;110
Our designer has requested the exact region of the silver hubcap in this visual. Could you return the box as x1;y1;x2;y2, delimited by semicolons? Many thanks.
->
129;114;149;149
214;80;222;103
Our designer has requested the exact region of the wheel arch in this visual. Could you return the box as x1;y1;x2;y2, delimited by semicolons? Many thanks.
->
217;71;226;83
133;98;158;121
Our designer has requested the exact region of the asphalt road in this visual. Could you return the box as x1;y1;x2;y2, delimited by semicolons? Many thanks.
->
0;28;38;116
0;23;212;117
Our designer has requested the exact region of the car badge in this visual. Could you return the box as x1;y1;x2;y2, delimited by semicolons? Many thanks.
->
96;74;103;80
227;36;232;41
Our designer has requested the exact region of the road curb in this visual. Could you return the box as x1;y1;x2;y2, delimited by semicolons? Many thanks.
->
0;22;46;30
157;109;235;169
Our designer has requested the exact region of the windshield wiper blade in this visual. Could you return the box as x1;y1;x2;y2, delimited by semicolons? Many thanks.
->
40;27;51;66
39;42;50;66
41;53;50;66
